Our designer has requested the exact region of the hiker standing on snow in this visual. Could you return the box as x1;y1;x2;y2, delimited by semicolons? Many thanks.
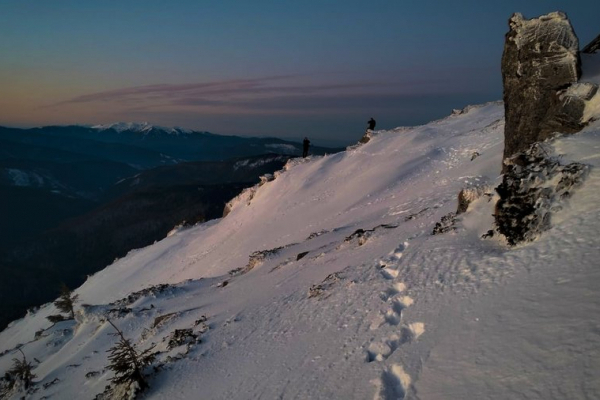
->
367;118;376;131
302;137;311;158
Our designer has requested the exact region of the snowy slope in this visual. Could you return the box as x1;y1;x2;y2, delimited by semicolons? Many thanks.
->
1;98;600;399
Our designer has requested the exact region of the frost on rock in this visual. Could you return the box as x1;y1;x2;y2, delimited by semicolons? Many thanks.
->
432;213;457;235
457;186;491;214
495;143;587;245
502;12;593;161
433;185;491;235
560;83;600;124
229;246;285;277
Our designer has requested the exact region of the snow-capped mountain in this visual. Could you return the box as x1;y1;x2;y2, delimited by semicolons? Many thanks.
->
2;90;600;399
90;122;192;135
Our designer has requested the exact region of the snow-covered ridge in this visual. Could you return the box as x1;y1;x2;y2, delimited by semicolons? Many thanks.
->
2;102;600;399
91;122;192;135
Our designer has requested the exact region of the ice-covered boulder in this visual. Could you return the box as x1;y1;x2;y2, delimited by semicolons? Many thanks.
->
501;12;583;160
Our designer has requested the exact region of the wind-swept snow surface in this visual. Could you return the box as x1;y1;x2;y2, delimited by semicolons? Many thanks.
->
2;102;600;399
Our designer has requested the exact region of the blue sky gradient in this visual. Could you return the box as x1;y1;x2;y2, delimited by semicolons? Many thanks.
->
0;1;598;145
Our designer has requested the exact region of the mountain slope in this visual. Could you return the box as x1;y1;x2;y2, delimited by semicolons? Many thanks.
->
1;102;600;399
0;154;293;331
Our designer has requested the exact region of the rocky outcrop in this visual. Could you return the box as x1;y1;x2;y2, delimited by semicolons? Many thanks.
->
501;12;583;161
583;33;600;54
495;143;587;245
457;186;490;214
432;185;491;235
359;130;373;144
497;12;599;245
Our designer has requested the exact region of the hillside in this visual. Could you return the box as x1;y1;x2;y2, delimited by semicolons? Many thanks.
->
0;124;340;250
0;154;294;331
1;98;599;399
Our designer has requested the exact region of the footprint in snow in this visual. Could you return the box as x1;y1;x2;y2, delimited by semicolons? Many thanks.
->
381;267;400;280
379;242;409;279
371;363;411;400
389;241;409;261
379;282;407;301
372;283;408;329
367;298;424;361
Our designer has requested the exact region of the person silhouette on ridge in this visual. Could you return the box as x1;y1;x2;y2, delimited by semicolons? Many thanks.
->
302;137;311;158
367;118;376;131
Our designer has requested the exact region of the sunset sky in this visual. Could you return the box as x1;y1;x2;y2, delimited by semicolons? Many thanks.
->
1;0;598;145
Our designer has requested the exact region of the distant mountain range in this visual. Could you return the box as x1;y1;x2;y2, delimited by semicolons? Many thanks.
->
0;124;335;169
0;124;342;329
0;124;340;244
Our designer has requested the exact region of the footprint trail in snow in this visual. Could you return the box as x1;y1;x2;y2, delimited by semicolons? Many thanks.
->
369;241;425;399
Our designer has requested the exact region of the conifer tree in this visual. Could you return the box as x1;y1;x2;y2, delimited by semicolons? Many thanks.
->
105;319;155;396
7;348;36;390
54;283;78;320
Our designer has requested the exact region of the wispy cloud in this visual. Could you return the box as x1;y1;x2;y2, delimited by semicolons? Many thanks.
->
50;68;497;117
55;75;296;105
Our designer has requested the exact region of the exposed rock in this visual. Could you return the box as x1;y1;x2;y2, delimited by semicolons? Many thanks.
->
152;312;178;329
85;371;101;379
166;329;198;350
432;213;457;235
308;272;343;299
582;33;600;54
252;247;283;273
359;130;373;144
306;230;328;240
495;143;587;245
502;12;583;161
344;229;371;245
193;315;208;327
111;283;177;307
346;130;375;151
561;82;600;124
228;246;286;277
457;186;490;214
259;173;274;186
42;378;60;389
222;173;275;218
404;207;429;221
296;251;309;261
344;224;398;246
481;230;495;239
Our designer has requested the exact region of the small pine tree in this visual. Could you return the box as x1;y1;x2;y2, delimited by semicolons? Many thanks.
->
54;283;78;320
105;319;155;397
8;348;36;390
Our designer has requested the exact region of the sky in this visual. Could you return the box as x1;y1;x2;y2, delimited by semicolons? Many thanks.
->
0;1;598;146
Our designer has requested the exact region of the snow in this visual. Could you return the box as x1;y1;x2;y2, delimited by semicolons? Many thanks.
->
2;102;600;399
5;168;38;187
264;143;298;154
579;53;600;123
91;122;191;135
